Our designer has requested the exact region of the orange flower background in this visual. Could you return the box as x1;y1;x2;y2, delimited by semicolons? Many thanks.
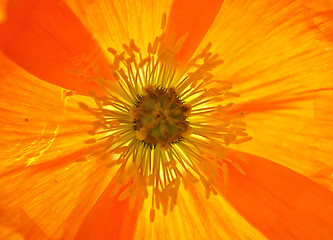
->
1;0;333;239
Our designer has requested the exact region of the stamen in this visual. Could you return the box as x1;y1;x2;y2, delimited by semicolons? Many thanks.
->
79;13;251;221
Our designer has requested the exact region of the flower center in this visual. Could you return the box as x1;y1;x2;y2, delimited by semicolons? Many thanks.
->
131;85;191;150
78;14;252;222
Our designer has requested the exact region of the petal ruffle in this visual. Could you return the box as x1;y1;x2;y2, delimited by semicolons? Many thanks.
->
194;0;333;185
0;0;114;96
218;152;333;239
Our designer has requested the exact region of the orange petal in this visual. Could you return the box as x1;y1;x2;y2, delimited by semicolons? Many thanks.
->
166;0;224;63
194;0;333;107
231;88;333;189
0;207;48;240
0;0;8;24
197;0;333;99
74;172;140;240
135;185;266;239
0;53;117;239
194;0;333;186
304;0;333;41
0;0;114;96
0;155;116;239
66;0;173;56
0;52;98;173
218;151;333;239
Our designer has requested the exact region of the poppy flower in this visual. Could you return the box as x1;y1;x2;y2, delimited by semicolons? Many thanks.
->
1;0;333;239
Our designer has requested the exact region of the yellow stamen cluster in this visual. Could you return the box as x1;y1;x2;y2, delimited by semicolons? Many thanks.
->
79;14;251;221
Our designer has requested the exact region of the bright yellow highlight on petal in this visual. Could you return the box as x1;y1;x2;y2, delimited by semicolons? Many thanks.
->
79;14;251;220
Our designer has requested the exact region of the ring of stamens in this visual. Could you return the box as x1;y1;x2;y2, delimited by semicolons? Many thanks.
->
78;13;252;222
130;85;192;150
